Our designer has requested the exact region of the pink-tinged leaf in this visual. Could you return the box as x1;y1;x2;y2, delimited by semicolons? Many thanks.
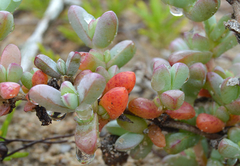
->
183;0;220;22
60;81;77;95
24;101;36;112
220;77;240;105
168;50;212;66
213;66;226;78
77;73;106;105
151;58;170;72
196;113;225;133
170;63;189;90
88;18;99;39
89;49;104;61
225;98;240;115
160;90;185;110
107;65;119;78
92;11;118;48
75;114;98;154
151;64;171;93
0;101;11;116
28;84;74;113
61;93;79;109
0;64;7;83
205;72;224;105
74;70;92;88
128;97;163;119
66;51;81;76
34;54;61;78
68;5;94;47
0;11;14;41
218;138;240;158
0;82;20;99
169;38;189;52
107;40;136;68
182;63;207;104
7;63;23;82
79;52;105;71
95;66;110;82
1;44;21;68
164;132;200;154
56;58;66;75
184;33;210;51
166;101;195;120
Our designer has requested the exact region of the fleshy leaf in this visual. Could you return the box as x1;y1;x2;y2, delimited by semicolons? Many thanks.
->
182;63;207;104
130;135;153;159
212;32;238;58
56;58;66;75
77;73;106;105
168;50;212;66
162;154;198;166
75;114;98;154
209;14;231;41
0;11;14;41
115;132;144;151
128;97;163;119
0;65;7;83
225;98;240;115
164;132;200;154
228;127;240;144
61;93;79;109
151;58;170;72
68;5;94;47
1;44;21;69
160;90;185;110
107;65;119;78
66;51;81;76
0;82;20;99
169;38;189;52
74;70;92;88
21;72;33;90
60;81;77;95
0;0;22;12
99;87;128;119
92;11;118;48
151;64;171;93
28;84;74;113
102;71;136;95
218;138;240;159
107;40;136;68
79;52;106;71
220;77;240;105
95;66;110;82
117;114;148;134
34;54;61;78
7;63;23;82
204;72;224;105
170;63;189;89
183;0;220;22
105;120;128;136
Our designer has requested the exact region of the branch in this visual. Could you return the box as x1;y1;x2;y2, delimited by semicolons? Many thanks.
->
0;134;74;158
150;114;223;140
